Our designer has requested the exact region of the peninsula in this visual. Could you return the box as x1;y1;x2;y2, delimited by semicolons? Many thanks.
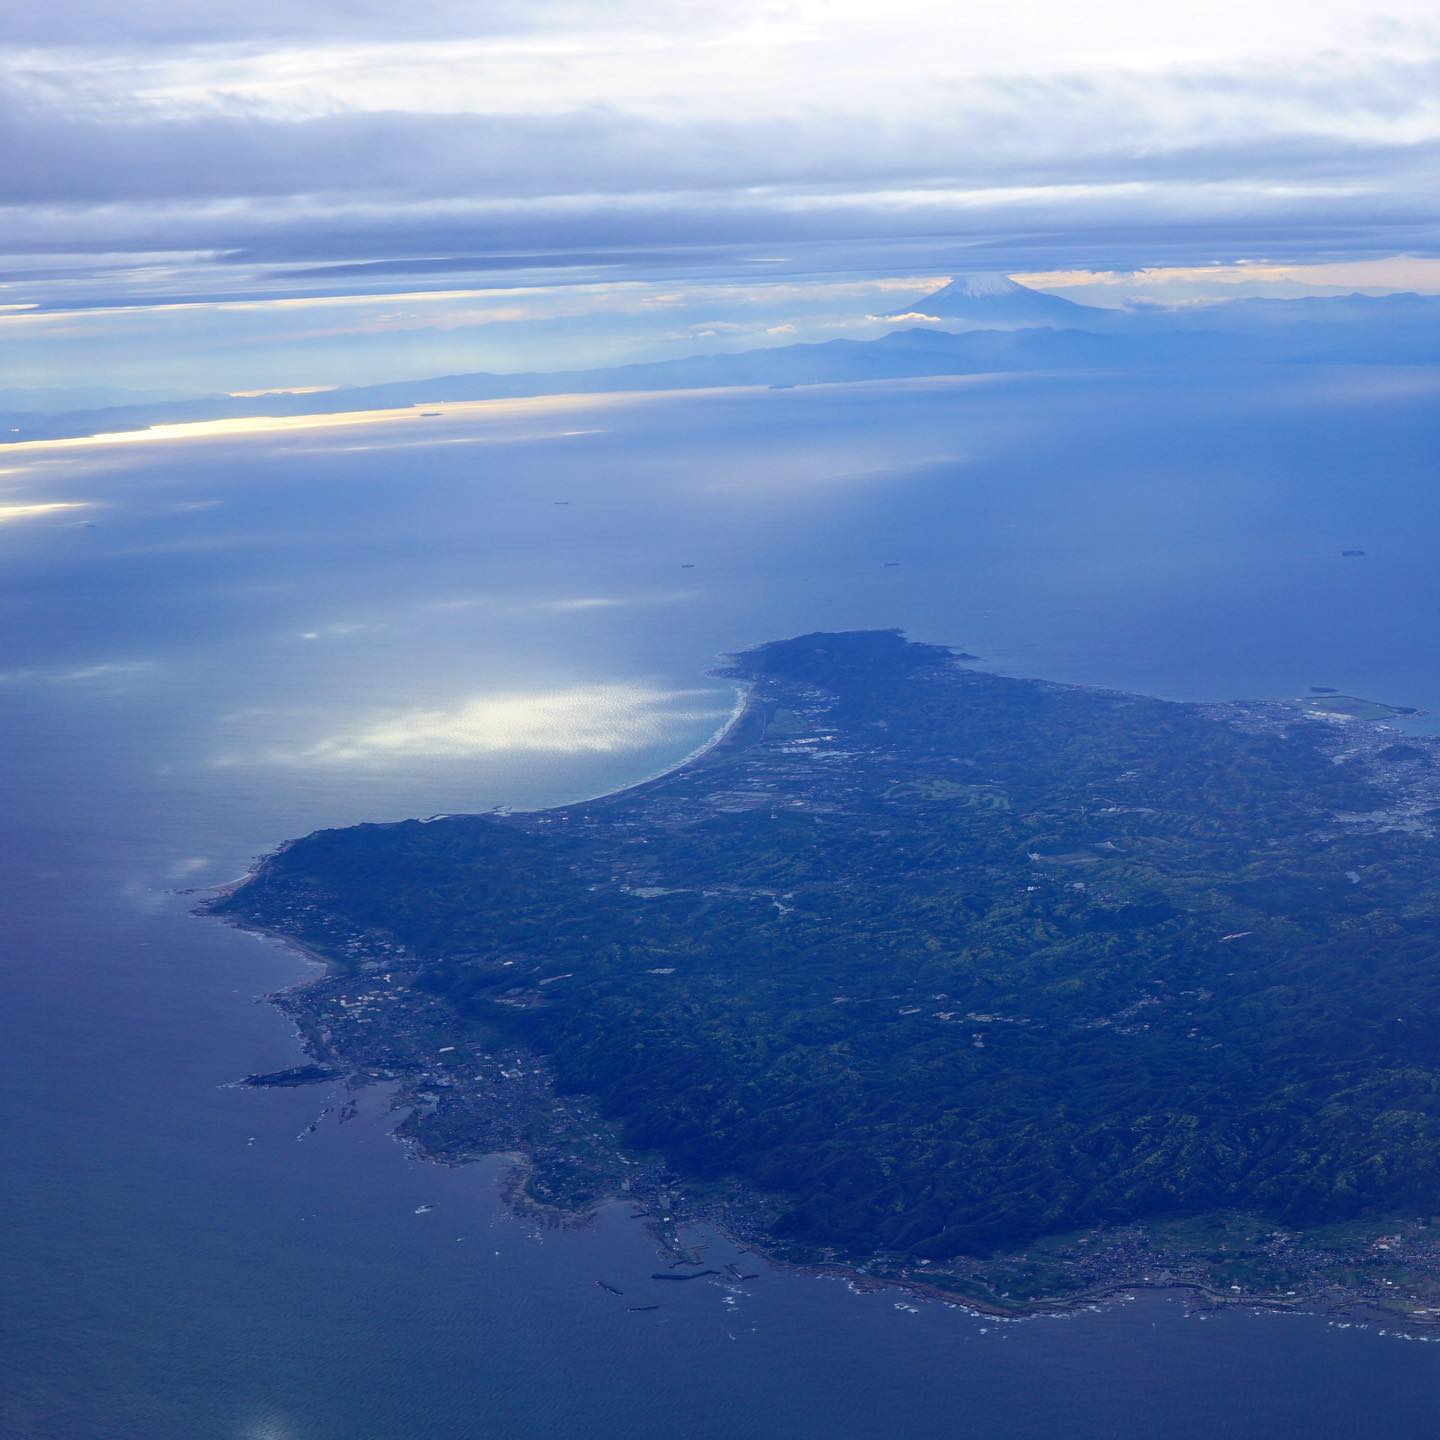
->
212;631;1440;1318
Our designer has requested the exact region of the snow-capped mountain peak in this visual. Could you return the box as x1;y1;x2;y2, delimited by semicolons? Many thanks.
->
890;272;1100;329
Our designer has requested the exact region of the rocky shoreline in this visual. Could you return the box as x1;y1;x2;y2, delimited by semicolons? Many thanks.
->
209;888;1440;1330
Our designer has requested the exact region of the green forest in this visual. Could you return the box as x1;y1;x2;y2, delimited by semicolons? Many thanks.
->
220;631;1440;1258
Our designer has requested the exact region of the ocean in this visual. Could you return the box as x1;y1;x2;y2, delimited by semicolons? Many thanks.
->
3;366;1440;1438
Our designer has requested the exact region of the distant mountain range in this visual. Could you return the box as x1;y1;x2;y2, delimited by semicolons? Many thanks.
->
5;283;1439;444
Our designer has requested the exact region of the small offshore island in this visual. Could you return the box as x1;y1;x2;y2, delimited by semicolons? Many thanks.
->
213;631;1440;1321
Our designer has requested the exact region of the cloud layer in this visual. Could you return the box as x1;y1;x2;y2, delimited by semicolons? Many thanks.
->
4;1;1439;270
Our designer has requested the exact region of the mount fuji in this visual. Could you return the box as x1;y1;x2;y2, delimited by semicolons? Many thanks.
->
893;272;1103;329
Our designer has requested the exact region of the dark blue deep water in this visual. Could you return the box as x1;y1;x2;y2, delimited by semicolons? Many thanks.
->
4;368;1440;1438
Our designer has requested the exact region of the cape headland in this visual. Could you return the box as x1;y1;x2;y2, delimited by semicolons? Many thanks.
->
210;630;1440;1319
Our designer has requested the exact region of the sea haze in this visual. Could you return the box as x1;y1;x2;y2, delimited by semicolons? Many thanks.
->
3;365;1440;1437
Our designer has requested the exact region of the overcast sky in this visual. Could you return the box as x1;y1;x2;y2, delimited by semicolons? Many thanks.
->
5;0;1438;267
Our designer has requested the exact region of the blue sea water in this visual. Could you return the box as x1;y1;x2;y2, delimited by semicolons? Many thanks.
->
3;367;1440;1439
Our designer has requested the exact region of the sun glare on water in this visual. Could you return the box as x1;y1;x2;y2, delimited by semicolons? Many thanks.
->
299;686;729;764
0;501;86;523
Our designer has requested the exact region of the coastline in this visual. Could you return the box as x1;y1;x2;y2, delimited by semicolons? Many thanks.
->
205;669;760;1021
532;675;757;815
210;869;1440;1328
207;659;757;993
202;649;1440;1329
